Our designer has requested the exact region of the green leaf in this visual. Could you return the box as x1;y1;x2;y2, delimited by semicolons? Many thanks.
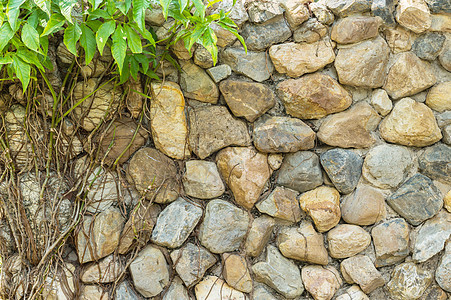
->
12;54;31;90
40;35;49;54
111;25;127;75
86;20;103;32
16;48;44;71
41;13;65;36
96;20;115;55
191;0;205;19
131;23;155;47
21;23;40;51
199;26;217;65
129;55;138;80
63;23;82;55
159;0;170;19
80;24;96;65
132;0;147;31
116;0;132;15
59;0;77;23
186;23;207;51
119;55;130;83
178;0;188;12
88;8;111;20
0;22;15;52
0;53;13;64
33;0;50;17
134;53;149;74
7;0;27;30
217;22;246;52
90;0;103;9
124;24;142;53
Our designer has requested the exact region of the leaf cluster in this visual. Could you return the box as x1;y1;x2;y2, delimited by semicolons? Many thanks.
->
0;0;245;89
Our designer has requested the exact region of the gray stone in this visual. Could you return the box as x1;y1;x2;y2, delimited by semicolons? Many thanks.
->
85;168;119;213
412;210;451;262
437;111;451;127
439;39;451;71
371;0;396;25
242;16;291;51
418;143;451;184
362;144;413;189
246;0;283;23
219;80;276;122
320;149;363;194
436;241;451;292
387;174;443;226
372;218;410;267
326;0;372;17
170;243;217;287
277;151;323;193
340;255;385;294
221;48;274;82
182;160;225;199
386;263;433;300
425;0;451;13
162;277;190;300
310;1;335;25
151;198;203;248
252;245;304;298
129;245;170;298
208;0;248;26
412;33;446;61
188;105;251;159
293;18;328;43
193;45;213;68
253;283;279;300
145;4;165;25
179;60;219;103
443;125;451;145
198;199;250;253
206;64;231;83
253;116;316;153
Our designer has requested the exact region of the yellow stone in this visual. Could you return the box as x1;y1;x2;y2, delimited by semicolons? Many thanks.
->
426;81;451;112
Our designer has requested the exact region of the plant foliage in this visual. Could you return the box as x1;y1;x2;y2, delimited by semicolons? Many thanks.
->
0;0;246;90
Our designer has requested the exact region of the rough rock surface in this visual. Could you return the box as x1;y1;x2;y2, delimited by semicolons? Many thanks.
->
221;47;274;82
302;265;342;300
426;81;451;112
386;262;433;300
341;185;386;226
396;0;432;33
277;73;352;119
223;253;253;293
436;241;451;292
179;60;219;103
182;160;225;199
327;224;371;259
340;255;385;294
372;218;410;267
195;276;246;300
418;143;451;184
241;16;292;51
331;16;380;44
256;186;302;223
245;216;275;257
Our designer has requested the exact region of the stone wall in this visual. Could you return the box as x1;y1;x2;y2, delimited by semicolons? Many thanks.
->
1;0;451;299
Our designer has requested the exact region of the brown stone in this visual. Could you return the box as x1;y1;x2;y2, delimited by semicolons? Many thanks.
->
380;97;442;147
195;276;246;300
277;73;352;119
396;0;432;33
126;76;144;118
256;186;302;223
341;185;386;226
429;13;451;32
335;37;390;88
182;160;225;199
384;52;436;99
280;0;309;28
384;26;413;53
299;186;341;232
81;255;123;284
302;265;342;300
216;147;271;209
372;218;410;267
335;285;370;300
179;60;219;103
426;81;451;112
277;222;329;265
223;254;253;293
269;40;335;78
150;82;190;159
340;255;385;294
327;224;371;259
127;148;179;203
188;105;251;159
317;102;381;148
244;215;276;257
219;80;275;122
445;190;451;213
94;117;147;165
331;16;381;44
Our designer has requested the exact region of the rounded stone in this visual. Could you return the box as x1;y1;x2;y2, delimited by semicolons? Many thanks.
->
182;160;225;199
301;265;342;300
386;263;433;300
341;185;386;226
426;81;451;112
327;224;371;259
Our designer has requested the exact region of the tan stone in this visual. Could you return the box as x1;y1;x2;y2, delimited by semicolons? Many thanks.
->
127;148;179;203
171;39;193;60
277;73;352;119
327;224;371;259
445;190;451;213
429;14;451;32
384;26;413;53
299;186;341;232
126;76;144;118
81;255;123;284
195;276;246;300
277;222;329;265
268;154;283;171
341;185;386;226
371;89;392;116
150;82;190;159
245;215;275;257
223;254;253;293
269;40;335;78
216;147;271;209
219;80;276;122
256;186;302;223
77;207;125;264
380;97;442;147
302;265;342;300
384;52;436;99
210;23;237;47
340;255;385;294
280;0;309;28
317;102;381;149
335;285;369;300
94;117;148;165
182;160;225;199
396;0;431;33
426;82;451;112
179;60;219;103
372;218;410;267
331;16;381;44
335;37;389;88
80;285;107;300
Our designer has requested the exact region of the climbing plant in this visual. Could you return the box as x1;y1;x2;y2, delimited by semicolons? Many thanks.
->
0;0;245;90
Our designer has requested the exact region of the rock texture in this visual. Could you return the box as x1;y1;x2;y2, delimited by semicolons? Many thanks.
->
327;224;371;259
182;160;225;199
